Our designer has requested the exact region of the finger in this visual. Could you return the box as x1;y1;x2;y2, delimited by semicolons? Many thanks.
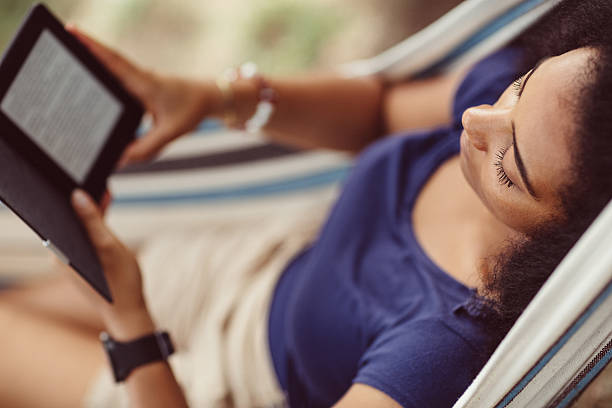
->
71;189;116;251
117;127;172;166
66;25;133;75
66;25;149;98
100;189;113;215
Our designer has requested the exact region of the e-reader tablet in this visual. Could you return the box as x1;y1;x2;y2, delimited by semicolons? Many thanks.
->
0;4;144;302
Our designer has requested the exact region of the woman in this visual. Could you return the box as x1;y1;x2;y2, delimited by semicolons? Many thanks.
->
0;0;610;406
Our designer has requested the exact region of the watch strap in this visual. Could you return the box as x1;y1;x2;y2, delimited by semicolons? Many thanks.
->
101;331;175;382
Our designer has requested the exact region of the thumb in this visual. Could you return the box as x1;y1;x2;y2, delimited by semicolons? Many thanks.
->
71;189;115;250
118;127;171;167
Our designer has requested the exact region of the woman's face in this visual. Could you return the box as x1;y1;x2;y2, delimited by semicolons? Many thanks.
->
460;48;594;234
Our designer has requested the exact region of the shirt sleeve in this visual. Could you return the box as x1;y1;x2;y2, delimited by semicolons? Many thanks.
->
451;47;525;126
353;320;488;408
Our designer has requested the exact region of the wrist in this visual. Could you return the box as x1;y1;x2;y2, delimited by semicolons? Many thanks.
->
204;78;226;117
211;68;259;125
100;329;175;383
229;78;259;123
229;62;277;133
102;308;156;341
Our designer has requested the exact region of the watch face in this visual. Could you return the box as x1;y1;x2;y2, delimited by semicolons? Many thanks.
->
100;331;125;382
100;331;112;346
99;331;174;382
100;332;119;353
156;331;175;358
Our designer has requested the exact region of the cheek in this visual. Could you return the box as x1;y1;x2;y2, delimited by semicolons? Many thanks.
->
460;138;539;232
481;175;543;232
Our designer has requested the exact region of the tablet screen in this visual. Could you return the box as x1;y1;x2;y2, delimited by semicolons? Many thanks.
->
0;29;121;184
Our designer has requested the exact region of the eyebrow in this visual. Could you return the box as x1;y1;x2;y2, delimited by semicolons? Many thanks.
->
518;57;549;98
511;122;537;198
511;58;550;199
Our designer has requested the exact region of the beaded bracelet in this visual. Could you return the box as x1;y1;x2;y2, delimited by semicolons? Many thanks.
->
215;62;277;133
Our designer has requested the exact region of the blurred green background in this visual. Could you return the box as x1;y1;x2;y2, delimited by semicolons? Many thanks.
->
1;0;462;76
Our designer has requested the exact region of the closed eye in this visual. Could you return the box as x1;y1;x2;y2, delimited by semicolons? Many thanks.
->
511;77;523;96
493;146;515;189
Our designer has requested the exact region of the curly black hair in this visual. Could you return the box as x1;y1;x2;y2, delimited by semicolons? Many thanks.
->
477;0;612;351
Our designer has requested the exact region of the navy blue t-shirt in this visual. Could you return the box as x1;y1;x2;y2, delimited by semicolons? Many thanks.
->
268;48;524;407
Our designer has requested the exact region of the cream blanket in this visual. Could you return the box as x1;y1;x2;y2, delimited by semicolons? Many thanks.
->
83;200;331;408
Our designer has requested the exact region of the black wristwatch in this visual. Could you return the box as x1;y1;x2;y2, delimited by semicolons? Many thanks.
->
100;330;175;382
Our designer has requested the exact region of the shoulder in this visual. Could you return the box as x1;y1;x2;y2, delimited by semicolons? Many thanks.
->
353;124;454;176
354;319;490;408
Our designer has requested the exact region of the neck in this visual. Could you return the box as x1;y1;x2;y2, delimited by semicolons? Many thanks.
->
468;201;523;293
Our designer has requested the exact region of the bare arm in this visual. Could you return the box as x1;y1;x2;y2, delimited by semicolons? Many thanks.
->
211;74;384;152
67;190;188;408
382;69;466;134
70;27;462;160
210;70;463;152
105;310;189;408
333;384;401;408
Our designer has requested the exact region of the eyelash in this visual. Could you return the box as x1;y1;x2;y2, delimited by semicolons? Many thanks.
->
494;146;515;189
512;76;524;96
498;76;524;189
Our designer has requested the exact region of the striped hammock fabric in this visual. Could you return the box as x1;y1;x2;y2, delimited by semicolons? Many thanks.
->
454;200;612;408
338;0;562;79
0;0;609;406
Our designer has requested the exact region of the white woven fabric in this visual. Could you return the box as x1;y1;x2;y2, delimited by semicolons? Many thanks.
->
83;199;332;408
338;0;562;80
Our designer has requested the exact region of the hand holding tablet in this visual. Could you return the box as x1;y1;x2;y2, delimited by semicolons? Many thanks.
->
66;26;221;166
0;4;144;301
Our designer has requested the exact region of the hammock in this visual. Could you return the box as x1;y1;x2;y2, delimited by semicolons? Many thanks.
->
0;0;609;405
114;1;612;405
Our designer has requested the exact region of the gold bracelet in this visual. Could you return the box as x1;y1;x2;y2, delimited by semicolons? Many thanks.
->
215;67;239;127
238;62;277;134
216;62;277;131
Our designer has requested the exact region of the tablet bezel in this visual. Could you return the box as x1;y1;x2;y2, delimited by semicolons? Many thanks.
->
0;3;143;202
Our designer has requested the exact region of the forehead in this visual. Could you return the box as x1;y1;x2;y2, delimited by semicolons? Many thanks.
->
512;49;592;199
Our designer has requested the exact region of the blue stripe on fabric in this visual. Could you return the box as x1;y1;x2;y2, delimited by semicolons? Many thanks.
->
138;118;223;138
0;163;349;211
495;280;612;407
195;119;224;132
112;166;350;206
420;0;548;77
557;347;612;408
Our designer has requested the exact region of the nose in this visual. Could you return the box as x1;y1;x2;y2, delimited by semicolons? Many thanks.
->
461;104;509;152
